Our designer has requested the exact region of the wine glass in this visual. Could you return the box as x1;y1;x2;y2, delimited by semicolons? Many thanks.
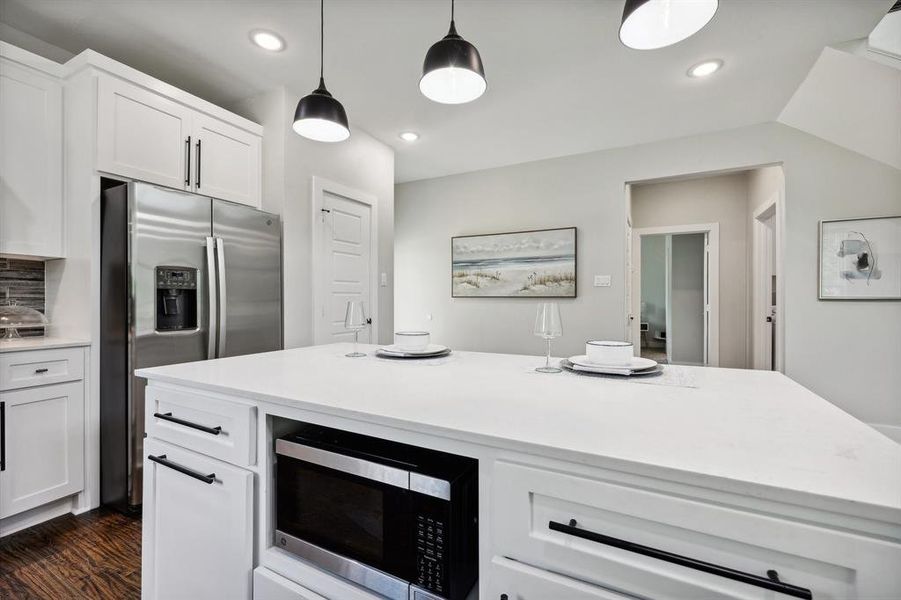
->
533;302;562;373
344;300;368;357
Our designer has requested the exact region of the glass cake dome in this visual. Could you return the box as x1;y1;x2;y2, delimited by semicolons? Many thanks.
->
0;300;49;339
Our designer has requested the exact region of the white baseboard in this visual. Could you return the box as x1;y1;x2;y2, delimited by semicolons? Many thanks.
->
870;423;901;444
0;496;75;537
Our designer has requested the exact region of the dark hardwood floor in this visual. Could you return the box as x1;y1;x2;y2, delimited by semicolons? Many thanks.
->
0;508;141;600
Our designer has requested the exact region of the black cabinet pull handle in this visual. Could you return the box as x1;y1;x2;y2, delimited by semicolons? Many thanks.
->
0;401;6;472
148;454;215;484
195;138;202;188
153;412;221;435
184;135;191;186
548;520;812;599
34;368;49;374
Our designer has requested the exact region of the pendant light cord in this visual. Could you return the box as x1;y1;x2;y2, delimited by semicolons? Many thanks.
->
451;0;455;22
319;0;324;81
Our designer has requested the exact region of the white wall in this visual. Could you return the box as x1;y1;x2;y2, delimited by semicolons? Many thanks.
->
232;87;395;348
631;172;751;369
395;122;901;432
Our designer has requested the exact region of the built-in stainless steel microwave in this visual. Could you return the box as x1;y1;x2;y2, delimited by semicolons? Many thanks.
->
275;423;478;600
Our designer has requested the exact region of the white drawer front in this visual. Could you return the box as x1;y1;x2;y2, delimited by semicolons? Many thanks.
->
145;385;256;467
253;568;328;600
0;347;84;390
487;556;633;600
493;461;901;600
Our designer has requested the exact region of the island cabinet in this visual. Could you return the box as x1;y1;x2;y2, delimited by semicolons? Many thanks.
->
95;67;261;207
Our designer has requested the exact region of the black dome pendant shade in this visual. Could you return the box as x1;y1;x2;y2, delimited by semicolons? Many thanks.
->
619;0;718;50
293;0;350;142
420;0;486;104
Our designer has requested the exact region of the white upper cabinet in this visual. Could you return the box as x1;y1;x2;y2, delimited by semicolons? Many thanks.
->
192;113;261;207
96;76;194;192
0;43;64;258
96;73;262;207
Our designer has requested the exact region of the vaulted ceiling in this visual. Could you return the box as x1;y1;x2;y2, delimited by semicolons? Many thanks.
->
0;0;892;181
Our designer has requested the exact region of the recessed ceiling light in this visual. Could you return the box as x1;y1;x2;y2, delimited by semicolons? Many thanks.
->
399;131;420;142
688;59;723;78
250;30;285;52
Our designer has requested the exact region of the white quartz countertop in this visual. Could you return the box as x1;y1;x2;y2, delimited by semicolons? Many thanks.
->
137;344;901;522
0;337;90;353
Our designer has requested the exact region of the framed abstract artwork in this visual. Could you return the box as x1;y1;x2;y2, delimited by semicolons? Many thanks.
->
818;216;901;300
451;227;577;298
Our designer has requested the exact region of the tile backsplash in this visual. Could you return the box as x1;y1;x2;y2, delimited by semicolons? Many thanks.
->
0;258;46;337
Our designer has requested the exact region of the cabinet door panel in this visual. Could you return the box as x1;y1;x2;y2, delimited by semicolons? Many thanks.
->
0;381;84;518
97;76;192;190
193;114;260;207
487;556;632;600
142;438;253;600
0;57;63;258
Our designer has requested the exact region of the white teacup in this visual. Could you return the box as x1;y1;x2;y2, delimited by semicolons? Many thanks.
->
394;331;430;351
586;340;633;366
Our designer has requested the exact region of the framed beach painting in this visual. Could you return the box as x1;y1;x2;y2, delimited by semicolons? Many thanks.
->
818;216;901;300
452;227;577;298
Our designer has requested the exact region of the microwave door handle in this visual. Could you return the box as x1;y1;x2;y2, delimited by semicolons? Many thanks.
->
275;439;409;490
206;236;217;360
215;237;227;358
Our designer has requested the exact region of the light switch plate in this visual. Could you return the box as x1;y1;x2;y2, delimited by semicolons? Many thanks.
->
594;275;611;287
380;272;388;287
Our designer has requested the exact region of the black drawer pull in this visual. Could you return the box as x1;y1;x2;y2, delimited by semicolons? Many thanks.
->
34;368;49;374
154;412;221;435
148;454;215;484
548;520;812;599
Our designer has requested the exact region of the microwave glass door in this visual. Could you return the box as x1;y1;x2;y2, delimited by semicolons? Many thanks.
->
276;457;415;581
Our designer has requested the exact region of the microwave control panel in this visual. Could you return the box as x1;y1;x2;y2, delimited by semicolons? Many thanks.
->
415;514;446;596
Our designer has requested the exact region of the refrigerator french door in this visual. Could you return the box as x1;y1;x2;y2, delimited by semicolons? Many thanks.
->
101;182;281;511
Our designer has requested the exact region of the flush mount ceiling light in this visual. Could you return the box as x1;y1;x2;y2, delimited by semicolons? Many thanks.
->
293;0;350;142
620;0;718;50
420;0;487;104
399;131;420;142
250;30;285;52
687;58;723;77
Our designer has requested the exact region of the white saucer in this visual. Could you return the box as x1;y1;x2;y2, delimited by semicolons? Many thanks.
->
378;343;449;356
568;355;658;371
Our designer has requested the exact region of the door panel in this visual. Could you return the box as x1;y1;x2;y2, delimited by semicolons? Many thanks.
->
193;114;261;207
97;76;192;190
212;200;282;358
132;183;211;504
319;192;372;344
0;382;84;518
142;438;253;600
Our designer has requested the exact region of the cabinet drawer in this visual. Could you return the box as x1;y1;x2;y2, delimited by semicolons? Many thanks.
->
488;556;632;600
146;385;256;467
493;461;901;600
0;347;84;391
253;568;328;600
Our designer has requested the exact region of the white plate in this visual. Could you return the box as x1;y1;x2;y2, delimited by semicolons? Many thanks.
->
378;344;449;356
568;355;658;371
563;359;663;377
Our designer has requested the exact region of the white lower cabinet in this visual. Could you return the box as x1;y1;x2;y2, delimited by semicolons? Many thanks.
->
0;381;84;519
488;556;633;600
142;438;253;600
253;568;328;600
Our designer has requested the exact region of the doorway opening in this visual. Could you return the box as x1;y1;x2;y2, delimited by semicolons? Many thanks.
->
633;225;718;366
625;165;785;370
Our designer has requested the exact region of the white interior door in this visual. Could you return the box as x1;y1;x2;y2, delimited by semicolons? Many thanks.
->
317;191;372;345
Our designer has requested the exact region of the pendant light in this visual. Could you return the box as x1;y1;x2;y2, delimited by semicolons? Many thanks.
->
293;0;349;142
619;0;718;50
420;0;487;104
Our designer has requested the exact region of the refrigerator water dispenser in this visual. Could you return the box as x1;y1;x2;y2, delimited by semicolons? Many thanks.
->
155;266;198;331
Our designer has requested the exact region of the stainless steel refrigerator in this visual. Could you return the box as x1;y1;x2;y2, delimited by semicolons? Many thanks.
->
100;181;282;511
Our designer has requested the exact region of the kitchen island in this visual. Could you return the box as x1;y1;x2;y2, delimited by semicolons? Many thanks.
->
137;344;901;600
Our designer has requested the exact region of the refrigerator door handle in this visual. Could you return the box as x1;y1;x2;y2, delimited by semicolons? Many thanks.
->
215;237;227;358
206;236;218;360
